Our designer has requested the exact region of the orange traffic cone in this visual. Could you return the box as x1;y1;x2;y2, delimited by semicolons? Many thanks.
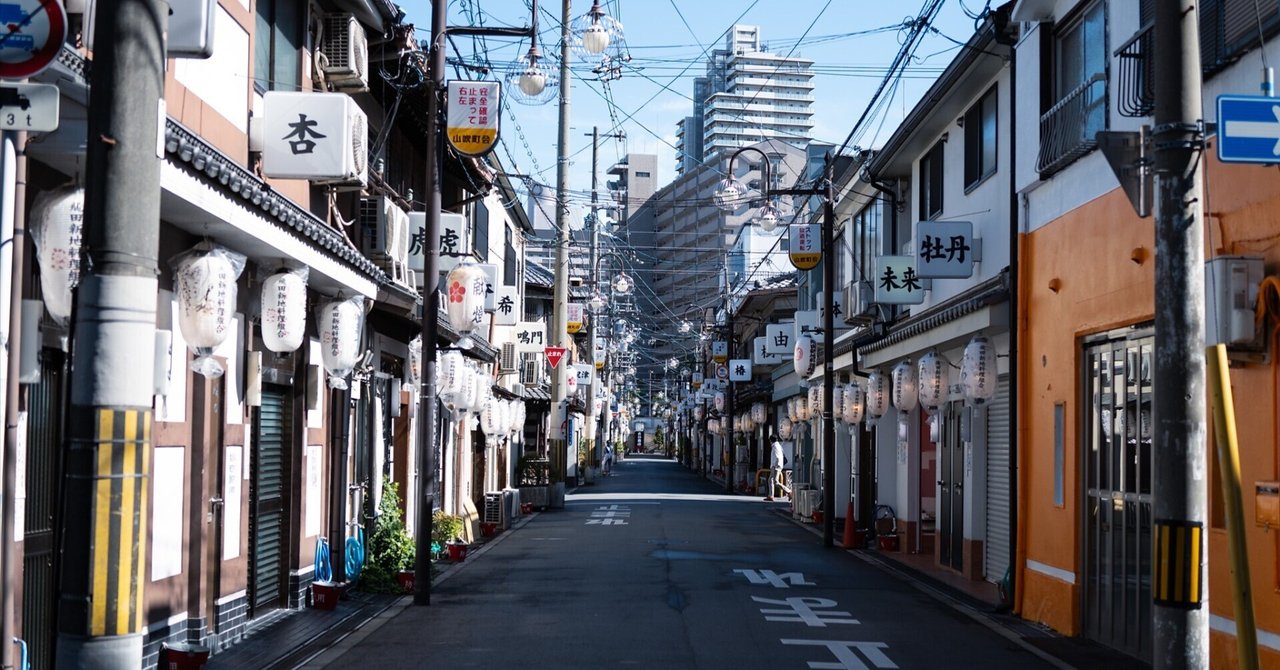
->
842;501;858;548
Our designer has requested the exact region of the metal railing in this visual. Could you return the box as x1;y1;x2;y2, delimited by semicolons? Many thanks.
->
1036;72;1109;176
1115;22;1154;118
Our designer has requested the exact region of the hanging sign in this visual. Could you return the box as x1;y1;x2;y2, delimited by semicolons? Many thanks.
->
788;224;821;270
916;221;977;278
573;363;593;388
408;211;468;274
692;371;704;389
728;359;752;382
875;255;927;304
545;346;567;369
514;321;546;353
494;285;519;326
567;303;585;334
712;341;728;364
794;309;821;344
478;263;498;311
446;81;500;157
594;339;606;369
753;336;784;365
764;323;793;357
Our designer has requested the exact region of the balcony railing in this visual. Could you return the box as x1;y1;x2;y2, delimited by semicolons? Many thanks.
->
1115;22;1154;118
1036;72;1108;176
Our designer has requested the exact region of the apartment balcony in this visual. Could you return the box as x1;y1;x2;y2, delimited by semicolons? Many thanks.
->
1036;72;1108;176
1114;22;1154;118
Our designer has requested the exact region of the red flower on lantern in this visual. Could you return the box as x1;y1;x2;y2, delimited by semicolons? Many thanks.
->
449;280;466;303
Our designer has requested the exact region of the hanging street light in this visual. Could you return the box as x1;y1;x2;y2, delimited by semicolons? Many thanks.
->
571;0;623;57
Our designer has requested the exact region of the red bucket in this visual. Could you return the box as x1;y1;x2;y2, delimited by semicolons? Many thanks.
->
397;570;415;593
447;543;468;561
877;534;900;552
311;582;343;610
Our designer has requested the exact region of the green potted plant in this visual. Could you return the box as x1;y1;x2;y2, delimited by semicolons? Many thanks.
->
361;479;416;593
432;510;465;561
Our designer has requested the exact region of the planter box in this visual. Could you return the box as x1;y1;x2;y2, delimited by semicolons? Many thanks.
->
311;581;344;610
480;522;499;538
447;543;469;561
397;570;415;593
161;642;210;670
878;534;900;552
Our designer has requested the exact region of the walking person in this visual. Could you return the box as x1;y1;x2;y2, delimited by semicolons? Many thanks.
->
766;429;786;500
602;445;614;476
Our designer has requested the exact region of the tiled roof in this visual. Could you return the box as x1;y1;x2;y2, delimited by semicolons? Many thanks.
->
525;261;554;288
523;384;551;401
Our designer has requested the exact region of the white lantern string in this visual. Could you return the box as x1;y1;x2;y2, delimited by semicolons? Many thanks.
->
317;295;366;389
917;351;948;411
29;184;84;326
892;359;917;412
843;382;865;425
171;243;247;378
866;370;889;418
261;266;309;353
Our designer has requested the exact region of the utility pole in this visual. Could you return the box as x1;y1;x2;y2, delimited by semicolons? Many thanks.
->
1152;0;1207;665
820;158;836;548
587;125;623;469
724;262;734;493
0;130;27;670
550;0;573;495
57;0;166;664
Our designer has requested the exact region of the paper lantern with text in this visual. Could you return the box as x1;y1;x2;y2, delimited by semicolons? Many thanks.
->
831;385;846;423
778;416;793;440
917;351;948;410
795;394;810;422
445;262;488;349
318;295;365;389
961;336;998;404
891;359;917;412
482;396;503;437
842;382;865;425
29;184;84;325
866;370;889;418
262;267;308;353
171;243;247;378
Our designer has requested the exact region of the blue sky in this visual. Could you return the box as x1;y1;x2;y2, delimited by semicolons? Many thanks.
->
412;0;993;202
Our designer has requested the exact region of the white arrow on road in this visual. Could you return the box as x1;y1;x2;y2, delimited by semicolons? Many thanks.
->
1224;105;1280;154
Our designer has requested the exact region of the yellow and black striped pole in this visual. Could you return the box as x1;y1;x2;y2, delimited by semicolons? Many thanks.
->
56;0;165;663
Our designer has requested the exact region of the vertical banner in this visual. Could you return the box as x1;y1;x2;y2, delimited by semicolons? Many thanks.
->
567;303;585;334
446;81;500;156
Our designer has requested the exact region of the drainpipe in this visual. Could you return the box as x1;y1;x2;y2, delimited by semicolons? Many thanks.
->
0;130;26;670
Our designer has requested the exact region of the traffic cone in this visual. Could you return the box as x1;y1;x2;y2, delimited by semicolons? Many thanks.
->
841;501;858;548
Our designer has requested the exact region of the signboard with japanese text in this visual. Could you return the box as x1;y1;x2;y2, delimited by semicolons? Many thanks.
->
764;324;793;357
494;285;519;326
594;339;606;369
446;81;500;157
728;359;752;382
815;291;849;328
794;310;821;344
788;224;821;270
572;363;593;388
692;372;704;389
262;92;366;181
916;221;976;278
567;303;585;334
514;321;547;352
875;255;927;304
712;341;728;364
753;336;785;365
478;263;498;311
407;211;469;274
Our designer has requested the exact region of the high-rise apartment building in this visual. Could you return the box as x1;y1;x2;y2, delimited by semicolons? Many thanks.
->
674;25;815;176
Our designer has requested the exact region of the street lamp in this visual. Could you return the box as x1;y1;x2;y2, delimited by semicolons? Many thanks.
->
505;2;558;105
571;0;623;56
711;144;840;547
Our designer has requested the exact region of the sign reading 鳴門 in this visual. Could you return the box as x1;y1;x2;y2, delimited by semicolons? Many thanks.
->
447;81;500;157
789;224;821;270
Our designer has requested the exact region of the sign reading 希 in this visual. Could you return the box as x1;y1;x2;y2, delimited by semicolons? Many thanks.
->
916;221;976;279
447;81;500;157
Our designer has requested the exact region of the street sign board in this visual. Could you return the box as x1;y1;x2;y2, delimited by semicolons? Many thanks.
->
874;255;926;304
0;0;67;80
1217;95;1280;164
0;83;58;132
916;221;976;278
545;346;567;369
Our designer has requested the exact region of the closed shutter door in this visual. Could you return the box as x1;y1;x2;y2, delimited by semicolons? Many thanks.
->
985;376;1011;583
250;387;290;614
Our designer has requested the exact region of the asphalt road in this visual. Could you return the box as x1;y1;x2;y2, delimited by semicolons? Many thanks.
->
315;455;1051;669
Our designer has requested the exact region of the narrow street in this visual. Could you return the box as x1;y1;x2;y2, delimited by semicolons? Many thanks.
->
310;456;1050;669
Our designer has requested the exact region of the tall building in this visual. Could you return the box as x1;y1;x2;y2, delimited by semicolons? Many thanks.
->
674;25;815;176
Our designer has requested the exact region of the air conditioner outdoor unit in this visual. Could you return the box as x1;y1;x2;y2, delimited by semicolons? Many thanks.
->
359;196;410;283
500;342;518;373
320;14;369;91
520;358;541;386
841;280;875;326
315;96;368;189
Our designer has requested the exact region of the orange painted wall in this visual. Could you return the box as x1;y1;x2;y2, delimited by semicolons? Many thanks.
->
1019;186;1154;636
1021;146;1280;660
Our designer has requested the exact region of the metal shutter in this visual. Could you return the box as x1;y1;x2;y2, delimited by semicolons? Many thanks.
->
984;376;1011;583
250;388;290;614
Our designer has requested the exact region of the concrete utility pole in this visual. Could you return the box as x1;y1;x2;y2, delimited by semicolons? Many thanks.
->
820;162;835;548
587;126;623;467
0;130;27;670
550;0;572;492
1151;1;1208;665
56;0;167;664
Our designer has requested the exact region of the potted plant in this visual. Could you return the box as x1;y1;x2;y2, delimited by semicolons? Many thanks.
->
432;510;465;561
360;479;416;594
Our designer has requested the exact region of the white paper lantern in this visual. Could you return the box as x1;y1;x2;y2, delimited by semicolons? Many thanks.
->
481;397;503;436
29;184;84;325
843;382;865;424
778;416;793;440
408;336;422;386
793;335;815;378
172;244;247;378
891;359;917;412
512;400;526;433
318;296;365;389
694;405;705;421
445;262;488;348
961;335;998;404
752;402;766;425
917;351;948;410
866;370;889;418
831;385;846;423
795;395;810;422
714;391;725;412
807;385;822;419
455;365;479;411
564;367;578;395
439;350;464;398
475;375;493;416
261;268;308;353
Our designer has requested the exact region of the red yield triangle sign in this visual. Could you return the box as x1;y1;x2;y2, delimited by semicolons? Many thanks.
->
545;346;567;369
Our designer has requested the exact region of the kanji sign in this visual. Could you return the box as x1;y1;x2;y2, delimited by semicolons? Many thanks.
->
407;212;468;274
916;221;977;278
754;336;784;365
446;81;500;157
788;224;821;270
478;263;498;311
545;346;567;369
594;339;606;370
692;372;704;389
712;341;729;364
765;324;793;357
514;321;546;352
494;285;519;326
729;359;752;382
874;255;926;304
567;303;585;334
573;363;593;387
261;92;365;182
794;310;821;344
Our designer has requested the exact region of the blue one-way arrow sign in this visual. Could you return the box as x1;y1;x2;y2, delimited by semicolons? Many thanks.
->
1218;95;1280;163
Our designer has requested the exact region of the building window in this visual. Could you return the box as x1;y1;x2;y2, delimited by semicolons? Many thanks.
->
503;226;517;286
1202;0;1280;76
472;201;490;258
636;171;651;178
1037;0;1107;175
919;140;944;221
254;0;303;92
964;87;998;189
